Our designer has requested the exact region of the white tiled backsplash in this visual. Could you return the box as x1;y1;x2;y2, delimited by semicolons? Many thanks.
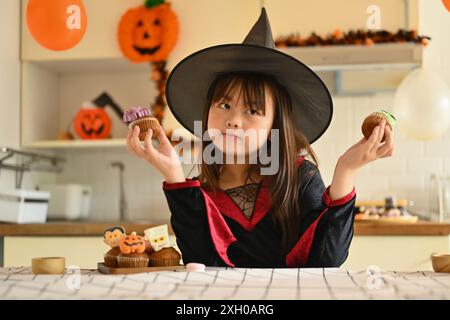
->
21;92;446;222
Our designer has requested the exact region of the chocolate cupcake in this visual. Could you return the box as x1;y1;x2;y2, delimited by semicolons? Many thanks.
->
117;252;150;268
149;247;181;267
103;226;126;268
361;110;396;142
104;247;121;268
123;106;161;141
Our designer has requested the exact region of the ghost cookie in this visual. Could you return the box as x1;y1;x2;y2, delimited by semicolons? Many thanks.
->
144;224;171;252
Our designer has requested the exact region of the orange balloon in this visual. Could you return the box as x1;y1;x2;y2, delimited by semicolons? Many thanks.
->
26;0;87;51
443;0;450;13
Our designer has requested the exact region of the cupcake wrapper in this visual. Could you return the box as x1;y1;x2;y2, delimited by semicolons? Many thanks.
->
104;254;119;268
148;256;181;267
117;256;149;268
371;112;394;130
362;112;393;142
129;117;161;140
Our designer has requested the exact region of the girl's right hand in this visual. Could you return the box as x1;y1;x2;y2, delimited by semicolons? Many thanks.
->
126;126;185;183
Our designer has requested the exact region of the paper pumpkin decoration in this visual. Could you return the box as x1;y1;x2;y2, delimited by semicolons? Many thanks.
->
118;0;179;63
73;108;111;140
443;0;450;13
26;0;87;51
119;232;146;254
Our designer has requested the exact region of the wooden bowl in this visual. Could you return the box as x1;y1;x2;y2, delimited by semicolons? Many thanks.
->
431;254;450;273
32;257;66;274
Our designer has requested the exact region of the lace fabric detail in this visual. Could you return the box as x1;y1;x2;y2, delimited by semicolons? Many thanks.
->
224;182;260;219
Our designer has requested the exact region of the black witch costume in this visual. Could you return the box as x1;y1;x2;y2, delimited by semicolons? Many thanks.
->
163;8;356;267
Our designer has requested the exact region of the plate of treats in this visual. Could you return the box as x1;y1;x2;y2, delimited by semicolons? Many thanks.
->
354;196;419;224
99;224;185;274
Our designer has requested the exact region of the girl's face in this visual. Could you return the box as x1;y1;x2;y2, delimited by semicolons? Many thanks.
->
207;83;275;157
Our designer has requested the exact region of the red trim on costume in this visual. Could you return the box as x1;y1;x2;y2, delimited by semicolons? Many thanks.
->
205;155;306;231
163;179;201;190
322;186;356;207
204;185;272;232
285;162;356;267
296;155;305;167
199;189;237;267
286;207;328;267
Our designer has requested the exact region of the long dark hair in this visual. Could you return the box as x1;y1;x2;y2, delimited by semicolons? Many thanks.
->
197;72;319;254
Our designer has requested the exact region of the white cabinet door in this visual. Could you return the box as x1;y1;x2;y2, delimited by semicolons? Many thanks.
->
4;237;104;269
343;236;450;271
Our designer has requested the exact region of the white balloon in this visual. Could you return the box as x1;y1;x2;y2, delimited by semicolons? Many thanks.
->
393;68;450;140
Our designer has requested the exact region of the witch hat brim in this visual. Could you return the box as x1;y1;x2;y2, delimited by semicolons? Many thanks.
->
165;8;333;144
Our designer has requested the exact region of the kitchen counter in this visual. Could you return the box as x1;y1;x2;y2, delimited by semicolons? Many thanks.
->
0;221;174;236
354;221;450;236
0;220;449;236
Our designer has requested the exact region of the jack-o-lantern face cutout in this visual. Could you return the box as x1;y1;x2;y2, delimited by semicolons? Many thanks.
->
119;232;146;254
73;108;111;140
118;3;179;63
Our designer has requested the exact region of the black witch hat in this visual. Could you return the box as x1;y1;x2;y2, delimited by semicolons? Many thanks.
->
165;8;333;144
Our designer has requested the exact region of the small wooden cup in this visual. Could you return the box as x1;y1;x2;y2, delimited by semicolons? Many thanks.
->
31;257;66;275
431;254;450;273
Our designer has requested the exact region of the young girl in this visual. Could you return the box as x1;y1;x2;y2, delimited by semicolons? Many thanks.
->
126;9;394;268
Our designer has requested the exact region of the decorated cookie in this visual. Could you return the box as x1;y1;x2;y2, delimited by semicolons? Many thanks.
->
103;226;126;268
144;224;171;252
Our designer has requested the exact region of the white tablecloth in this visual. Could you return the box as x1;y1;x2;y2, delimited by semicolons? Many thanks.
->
1;267;449;300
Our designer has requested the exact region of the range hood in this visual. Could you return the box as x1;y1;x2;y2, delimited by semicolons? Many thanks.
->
279;43;423;95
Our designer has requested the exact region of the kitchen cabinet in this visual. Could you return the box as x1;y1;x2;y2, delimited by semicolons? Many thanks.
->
4;237;104;269
343;235;450;271
2;221;450;270
4;235;448;271
19;0;260;149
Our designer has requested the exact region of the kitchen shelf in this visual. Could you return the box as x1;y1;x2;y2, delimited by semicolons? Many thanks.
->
22;139;128;150
279;43;423;71
25;43;423;74
28;57;148;74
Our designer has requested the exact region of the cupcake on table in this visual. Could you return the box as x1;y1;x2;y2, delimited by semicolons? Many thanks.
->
117;232;150;268
101;224;181;269
103;226;126;268
144;225;181;267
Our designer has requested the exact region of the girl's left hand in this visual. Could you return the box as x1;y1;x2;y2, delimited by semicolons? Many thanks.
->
338;119;394;172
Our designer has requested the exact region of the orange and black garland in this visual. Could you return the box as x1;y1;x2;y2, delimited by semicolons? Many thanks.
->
275;29;430;48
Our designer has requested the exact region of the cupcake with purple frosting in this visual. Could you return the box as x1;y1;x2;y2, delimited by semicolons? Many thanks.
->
123;106;161;140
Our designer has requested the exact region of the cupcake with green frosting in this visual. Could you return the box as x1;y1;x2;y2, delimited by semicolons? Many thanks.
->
361;110;396;142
